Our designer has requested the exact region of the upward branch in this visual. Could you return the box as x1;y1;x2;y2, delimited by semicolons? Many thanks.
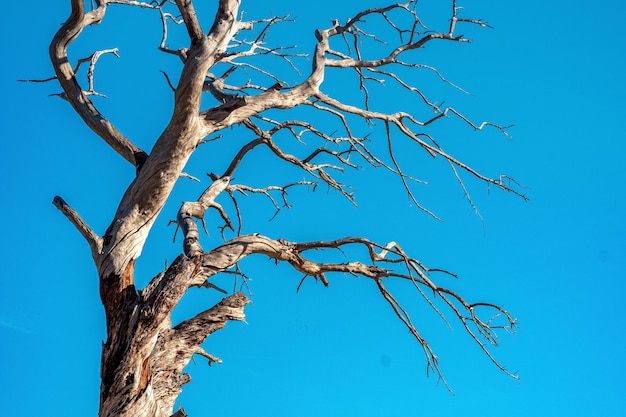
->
52;196;103;259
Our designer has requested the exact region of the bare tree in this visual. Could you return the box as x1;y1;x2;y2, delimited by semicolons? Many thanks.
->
36;0;524;415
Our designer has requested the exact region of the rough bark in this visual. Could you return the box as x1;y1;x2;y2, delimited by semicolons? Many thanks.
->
41;0;523;415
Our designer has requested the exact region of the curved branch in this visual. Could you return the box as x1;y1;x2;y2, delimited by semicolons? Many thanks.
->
194;234;516;385
223;137;265;177
226;181;316;229
49;0;147;169
321;1;471;71
315;92;527;200
176;175;233;257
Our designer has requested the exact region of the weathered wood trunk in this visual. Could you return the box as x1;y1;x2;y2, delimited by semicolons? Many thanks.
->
97;258;249;417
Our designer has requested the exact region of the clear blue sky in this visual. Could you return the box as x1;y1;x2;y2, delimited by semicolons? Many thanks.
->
1;1;625;416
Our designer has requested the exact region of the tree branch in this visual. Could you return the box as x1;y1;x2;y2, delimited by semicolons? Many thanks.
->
176;0;205;43
226;181;316;226
171;292;249;346
175;175;233;257
52;196;103;259
195;234;516;386
149;292;249;413
49;0;147;169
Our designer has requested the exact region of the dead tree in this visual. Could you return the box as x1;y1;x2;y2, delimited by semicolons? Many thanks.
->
40;0;524;416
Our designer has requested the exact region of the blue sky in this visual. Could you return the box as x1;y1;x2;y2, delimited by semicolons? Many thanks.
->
1;1;625;416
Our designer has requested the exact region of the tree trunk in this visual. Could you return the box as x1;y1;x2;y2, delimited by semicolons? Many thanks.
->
97;255;249;417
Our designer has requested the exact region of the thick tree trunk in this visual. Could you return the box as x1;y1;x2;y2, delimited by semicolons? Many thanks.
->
97;257;249;417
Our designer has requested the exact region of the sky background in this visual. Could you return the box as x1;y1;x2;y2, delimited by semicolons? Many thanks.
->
1;1;625;416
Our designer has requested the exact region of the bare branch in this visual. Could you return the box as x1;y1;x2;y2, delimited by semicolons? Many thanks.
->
222;137;265;177
237;119;356;202
49;0;147;169
18;76;57;83
383;121;441;219
374;278;451;389
194;346;222;365
157;5;187;57
179;172;200;182
83;48;120;97
320;2;466;70
314;92;527;200
52;196;103;259
193;234;516;382
171;292;249;345
176;176;232;257
227;181;317;223
115;132;514;414
149;292;249;414
176;0;205;43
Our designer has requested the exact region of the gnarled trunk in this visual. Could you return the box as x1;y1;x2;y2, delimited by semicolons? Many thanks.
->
98;256;249;417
